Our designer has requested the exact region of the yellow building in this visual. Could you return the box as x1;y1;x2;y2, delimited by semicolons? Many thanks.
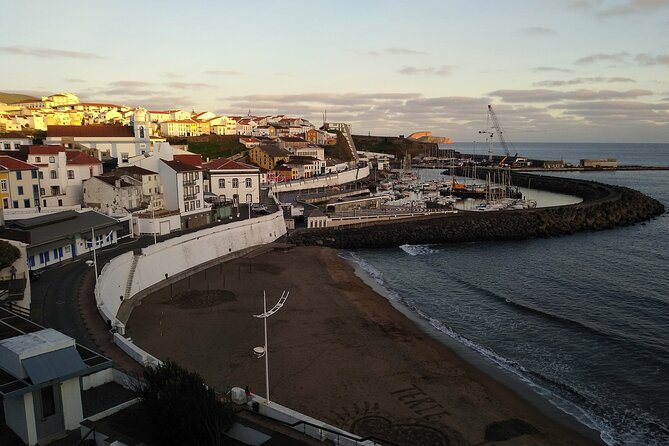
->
248;145;291;170
158;120;201;137
0;170;10;208
0;156;40;209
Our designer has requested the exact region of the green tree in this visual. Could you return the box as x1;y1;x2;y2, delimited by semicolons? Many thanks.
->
0;240;20;270
136;360;235;446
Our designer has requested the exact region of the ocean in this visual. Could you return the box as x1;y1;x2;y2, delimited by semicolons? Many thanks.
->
341;143;669;445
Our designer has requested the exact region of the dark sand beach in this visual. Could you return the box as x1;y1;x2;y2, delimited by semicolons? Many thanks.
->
127;246;602;446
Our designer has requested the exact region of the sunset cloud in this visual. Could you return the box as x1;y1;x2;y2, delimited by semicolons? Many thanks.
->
0;46;101;59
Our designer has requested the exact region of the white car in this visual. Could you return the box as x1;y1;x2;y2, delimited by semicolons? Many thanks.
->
251;204;269;213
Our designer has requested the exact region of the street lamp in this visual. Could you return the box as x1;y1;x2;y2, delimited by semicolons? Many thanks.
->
253;290;289;405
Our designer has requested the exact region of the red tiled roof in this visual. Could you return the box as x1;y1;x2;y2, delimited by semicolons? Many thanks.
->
162;120;197;124
161;159;201;172
173;153;203;167
0;155;38;171
47;125;134;138
0;132;33;139
203;158;257;171
278;137;307;143
66;151;101;165
28;145;66;155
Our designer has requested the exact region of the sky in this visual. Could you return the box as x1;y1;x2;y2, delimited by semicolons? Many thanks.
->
1;0;668;143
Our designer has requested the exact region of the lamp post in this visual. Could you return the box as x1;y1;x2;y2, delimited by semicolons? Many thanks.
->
253;290;289;405
91;227;98;282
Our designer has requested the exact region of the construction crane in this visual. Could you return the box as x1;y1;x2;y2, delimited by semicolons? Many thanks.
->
487;105;517;167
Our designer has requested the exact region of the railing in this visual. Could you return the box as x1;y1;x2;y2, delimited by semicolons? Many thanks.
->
0;301;31;318
241;407;399;446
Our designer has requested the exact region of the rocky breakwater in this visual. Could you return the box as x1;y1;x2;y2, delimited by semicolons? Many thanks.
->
287;175;666;249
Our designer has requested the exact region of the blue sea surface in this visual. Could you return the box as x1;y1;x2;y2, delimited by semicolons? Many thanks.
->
445;142;669;167
343;144;669;445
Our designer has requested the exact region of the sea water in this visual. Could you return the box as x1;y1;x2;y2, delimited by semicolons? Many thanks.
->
342;143;669;445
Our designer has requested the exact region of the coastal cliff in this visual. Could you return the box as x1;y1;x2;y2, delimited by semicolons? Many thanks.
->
287;174;666;248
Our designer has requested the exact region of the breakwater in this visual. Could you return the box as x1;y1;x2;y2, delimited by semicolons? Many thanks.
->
287;174;666;248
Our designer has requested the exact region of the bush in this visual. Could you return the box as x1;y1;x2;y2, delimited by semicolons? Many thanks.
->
0;240;20;270
136;360;234;446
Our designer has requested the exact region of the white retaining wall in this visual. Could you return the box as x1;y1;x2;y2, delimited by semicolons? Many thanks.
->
272;165;369;193
96;211;287;333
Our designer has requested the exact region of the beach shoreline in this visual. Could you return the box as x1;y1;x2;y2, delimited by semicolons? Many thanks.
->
341;249;604;443
126;245;603;446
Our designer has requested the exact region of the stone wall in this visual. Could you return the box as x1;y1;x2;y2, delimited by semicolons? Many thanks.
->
287;174;665;249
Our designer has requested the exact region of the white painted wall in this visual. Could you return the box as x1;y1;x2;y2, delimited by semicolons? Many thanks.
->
3;393;37;446
271;165;369;193
81;369;114;391
97;211;287;333
60;377;83;430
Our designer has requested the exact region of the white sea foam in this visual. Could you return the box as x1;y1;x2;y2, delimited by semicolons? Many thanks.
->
399;244;437;256
339;249;669;446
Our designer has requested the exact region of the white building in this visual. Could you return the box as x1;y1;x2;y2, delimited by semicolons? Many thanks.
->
45;114;150;166
82;176;143;217
27;146;103;208
0;133;33;150
160;159;210;229
202;158;261;205
0;311;112;446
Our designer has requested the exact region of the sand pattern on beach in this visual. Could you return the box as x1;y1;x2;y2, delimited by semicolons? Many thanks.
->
127;246;601;446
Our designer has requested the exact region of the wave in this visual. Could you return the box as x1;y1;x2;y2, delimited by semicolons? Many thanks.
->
399;244;437;256
340;249;669;445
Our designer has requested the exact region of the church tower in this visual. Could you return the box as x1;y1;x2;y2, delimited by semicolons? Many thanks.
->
131;108;150;155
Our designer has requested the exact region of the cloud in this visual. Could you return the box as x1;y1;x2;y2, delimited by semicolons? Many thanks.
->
166;82;215;89
398;65;453;76
365;47;429;56
599;0;669;16
635;53;669;66
533;66;573;73
534;77;635;87
522;27;558;37
567;0;669;16
489;88;652;102
575;52;630;65
0;45;101;59
64;78;86;83
205;70;243;76
108;80;151;88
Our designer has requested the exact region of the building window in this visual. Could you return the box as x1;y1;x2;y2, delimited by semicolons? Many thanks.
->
49;156;55;163
50;171;57;179
17;186;23;195
40;188;45;196
38;171;44;179
245;178;252;188
35;156;41;162
0;180;6;192
3;143;9;150
196;200;200;208
40;386;56;418
2;198;7;208
12;200;18;208
121;152;129;162
218;178;225;188
16;171;22;180
194;172;199;179
67;170;75;179
232;178;239;188
31;170;37;179
24;199;30;208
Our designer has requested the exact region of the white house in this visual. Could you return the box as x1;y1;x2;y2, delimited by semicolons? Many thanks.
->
202;158;261;205
0;133;33;150
27;146;103;208
45;113;150;166
160;159;210;229
0;312;112;446
82;176;144;217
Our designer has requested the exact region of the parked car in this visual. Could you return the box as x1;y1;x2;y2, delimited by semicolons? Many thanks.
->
251;204;269;214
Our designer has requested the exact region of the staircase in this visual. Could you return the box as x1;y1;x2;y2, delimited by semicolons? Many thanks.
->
326;122;359;163
123;251;141;301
